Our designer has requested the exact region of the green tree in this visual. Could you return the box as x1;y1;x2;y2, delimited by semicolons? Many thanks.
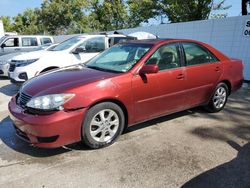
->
127;0;159;27
13;8;41;34
89;0;129;31
38;0;88;34
159;0;230;23
0;16;14;32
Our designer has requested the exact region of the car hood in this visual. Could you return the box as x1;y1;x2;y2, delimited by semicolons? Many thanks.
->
0;52;25;62
21;65;119;96
12;50;55;61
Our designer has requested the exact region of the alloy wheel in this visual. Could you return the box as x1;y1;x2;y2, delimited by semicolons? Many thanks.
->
213;86;227;109
90;109;119;142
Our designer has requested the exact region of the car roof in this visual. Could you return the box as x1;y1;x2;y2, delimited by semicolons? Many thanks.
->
75;34;127;38
5;35;53;38
122;38;204;45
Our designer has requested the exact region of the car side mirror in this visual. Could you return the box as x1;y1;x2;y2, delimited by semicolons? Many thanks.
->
139;64;159;75
72;47;85;54
1;43;6;48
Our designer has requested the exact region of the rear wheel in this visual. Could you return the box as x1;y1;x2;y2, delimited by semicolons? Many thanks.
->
82;102;125;149
205;83;229;112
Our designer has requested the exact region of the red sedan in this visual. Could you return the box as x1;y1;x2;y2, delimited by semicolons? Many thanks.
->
8;39;243;149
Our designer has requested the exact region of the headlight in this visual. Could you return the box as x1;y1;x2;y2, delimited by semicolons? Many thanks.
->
16;58;39;67
0;61;7;65
26;93;75;110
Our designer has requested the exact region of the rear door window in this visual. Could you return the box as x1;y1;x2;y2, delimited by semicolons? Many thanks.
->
22;37;38;47
40;38;52;45
182;43;218;66
109;37;136;47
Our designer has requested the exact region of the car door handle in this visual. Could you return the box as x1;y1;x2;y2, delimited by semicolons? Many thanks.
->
176;74;184;79
215;67;220;72
14;48;21;51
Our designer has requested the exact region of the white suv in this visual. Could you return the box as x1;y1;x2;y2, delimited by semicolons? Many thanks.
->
0;35;54;56
8;34;135;83
0;43;57;77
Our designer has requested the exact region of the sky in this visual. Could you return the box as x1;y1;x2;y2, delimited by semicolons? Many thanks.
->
0;0;242;19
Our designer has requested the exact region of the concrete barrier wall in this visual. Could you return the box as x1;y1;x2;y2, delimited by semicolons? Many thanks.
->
118;16;250;80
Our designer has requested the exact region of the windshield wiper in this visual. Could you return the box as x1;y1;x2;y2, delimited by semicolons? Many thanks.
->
86;65;123;73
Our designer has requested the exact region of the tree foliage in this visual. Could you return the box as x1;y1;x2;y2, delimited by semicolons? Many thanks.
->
38;0;88;34
0;16;14;32
13;9;41;34
0;0;233;34
159;0;230;23
88;0;129;31
127;0;159;27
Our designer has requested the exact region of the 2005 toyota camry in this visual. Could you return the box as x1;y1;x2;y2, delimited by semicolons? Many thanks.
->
9;39;243;149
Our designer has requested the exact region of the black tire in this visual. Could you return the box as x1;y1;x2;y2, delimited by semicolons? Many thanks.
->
82;102;125;149
205;82;229;113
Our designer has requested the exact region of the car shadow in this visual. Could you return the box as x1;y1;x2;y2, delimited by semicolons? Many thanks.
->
181;140;250;188
0;83;20;96
0;116;88;159
182;88;250;187
0;76;9;80
0;108;198;158
125;109;197;133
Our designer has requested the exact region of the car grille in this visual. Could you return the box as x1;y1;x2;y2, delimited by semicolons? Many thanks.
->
9;63;16;72
17;92;32;107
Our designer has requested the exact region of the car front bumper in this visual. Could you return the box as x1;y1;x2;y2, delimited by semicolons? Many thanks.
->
8;97;87;148
8;65;36;83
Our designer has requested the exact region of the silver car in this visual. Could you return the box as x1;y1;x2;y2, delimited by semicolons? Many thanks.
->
0;35;54;56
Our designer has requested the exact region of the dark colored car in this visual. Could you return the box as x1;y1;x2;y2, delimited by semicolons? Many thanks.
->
9;39;244;149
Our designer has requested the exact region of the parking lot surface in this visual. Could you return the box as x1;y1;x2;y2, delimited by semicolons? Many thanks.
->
0;78;249;188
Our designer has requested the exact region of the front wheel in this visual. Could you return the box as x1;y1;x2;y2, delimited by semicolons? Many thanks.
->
205;83;229;113
82;102;125;149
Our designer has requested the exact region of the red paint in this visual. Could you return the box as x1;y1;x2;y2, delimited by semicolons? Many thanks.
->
9;39;244;148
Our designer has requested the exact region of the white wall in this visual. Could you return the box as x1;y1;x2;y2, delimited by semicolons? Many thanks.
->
118;16;250;80
0;20;4;38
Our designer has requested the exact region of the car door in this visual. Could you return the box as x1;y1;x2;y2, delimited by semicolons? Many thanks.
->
132;43;187;123
181;42;223;106
71;37;105;64
0;37;20;55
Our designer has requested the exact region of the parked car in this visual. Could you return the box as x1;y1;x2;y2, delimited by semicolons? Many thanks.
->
0;35;54;56
8;39;243;149
8;34;136;84
0;43;57;77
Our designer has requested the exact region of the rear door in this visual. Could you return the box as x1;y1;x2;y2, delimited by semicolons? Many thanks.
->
21;37;39;52
181;42;223;106
132;43;187;122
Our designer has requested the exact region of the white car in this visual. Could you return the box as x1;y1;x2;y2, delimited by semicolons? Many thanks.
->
0;43;57;77
9;34;136;83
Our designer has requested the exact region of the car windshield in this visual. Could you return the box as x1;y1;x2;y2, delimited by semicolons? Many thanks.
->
49;37;83;51
0;36;7;44
86;43;152;73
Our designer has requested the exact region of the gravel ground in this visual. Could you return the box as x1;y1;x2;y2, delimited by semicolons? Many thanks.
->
0;77;249;188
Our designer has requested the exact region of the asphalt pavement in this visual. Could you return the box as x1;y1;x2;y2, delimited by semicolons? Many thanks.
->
0;77;249;188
